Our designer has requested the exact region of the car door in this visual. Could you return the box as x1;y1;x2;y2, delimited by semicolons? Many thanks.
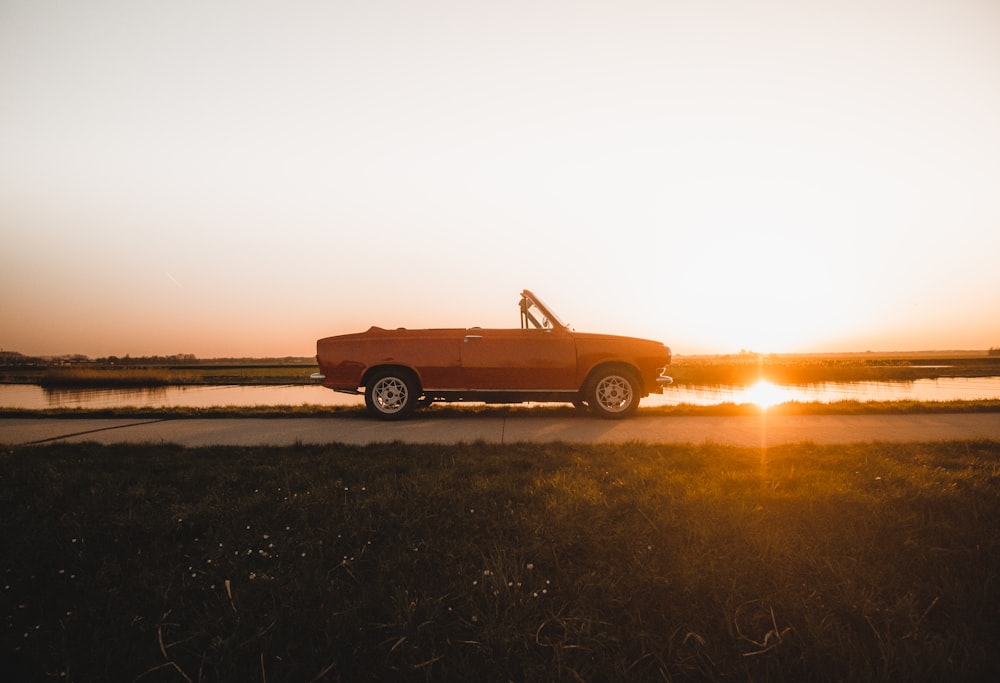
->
459;328;577;390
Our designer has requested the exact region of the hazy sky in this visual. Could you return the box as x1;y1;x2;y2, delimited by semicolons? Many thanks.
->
2;0;999;357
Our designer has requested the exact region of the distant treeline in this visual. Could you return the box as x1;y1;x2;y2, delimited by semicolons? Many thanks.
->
0;351;314;368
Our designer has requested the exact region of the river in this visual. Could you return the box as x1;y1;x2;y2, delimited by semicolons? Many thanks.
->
3;377;1000;410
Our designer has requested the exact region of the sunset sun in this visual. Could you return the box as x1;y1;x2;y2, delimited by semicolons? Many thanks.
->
742;380;787;409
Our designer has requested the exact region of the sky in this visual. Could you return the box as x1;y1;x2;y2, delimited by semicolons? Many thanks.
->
2;0;999;358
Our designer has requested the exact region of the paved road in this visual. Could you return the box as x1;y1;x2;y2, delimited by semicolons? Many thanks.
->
2;413;999;447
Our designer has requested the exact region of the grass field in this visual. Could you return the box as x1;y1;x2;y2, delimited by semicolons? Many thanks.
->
4;352;1000;388
22;365;318;388
2;440;998;681
2;398;1000;421
668;353;1000;385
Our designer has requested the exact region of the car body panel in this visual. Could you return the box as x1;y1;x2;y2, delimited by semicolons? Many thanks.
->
317;327;464;391
459;328;577;390
315;290;671;413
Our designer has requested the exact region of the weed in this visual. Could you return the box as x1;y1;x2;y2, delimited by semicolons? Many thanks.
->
1;441;998;681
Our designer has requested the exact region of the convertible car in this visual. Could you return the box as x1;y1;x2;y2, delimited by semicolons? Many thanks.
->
313;290;672;420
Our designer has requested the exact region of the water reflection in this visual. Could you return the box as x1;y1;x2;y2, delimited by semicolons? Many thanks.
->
648;377;1000;407
1;377;999;410
742;381;787;408
1;384;362;410
42;386;172;408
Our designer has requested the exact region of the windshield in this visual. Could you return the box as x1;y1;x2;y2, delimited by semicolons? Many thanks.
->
519;290;568;330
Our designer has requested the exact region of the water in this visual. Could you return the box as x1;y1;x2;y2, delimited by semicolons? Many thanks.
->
652;377;1000;407
0;384;362;410
3;377;1000;410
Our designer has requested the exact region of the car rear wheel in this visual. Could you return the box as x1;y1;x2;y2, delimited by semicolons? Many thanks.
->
365;369;419;420
587;368;640;419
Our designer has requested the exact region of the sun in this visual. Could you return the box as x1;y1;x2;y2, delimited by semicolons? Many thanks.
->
741;380;787;409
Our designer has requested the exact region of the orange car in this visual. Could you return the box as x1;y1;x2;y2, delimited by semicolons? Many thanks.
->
313;290;672;419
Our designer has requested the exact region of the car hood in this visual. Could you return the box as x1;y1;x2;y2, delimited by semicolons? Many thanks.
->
571;331;664;346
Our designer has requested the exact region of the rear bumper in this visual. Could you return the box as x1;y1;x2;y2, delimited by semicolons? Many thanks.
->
310;372;326;381
655;369;673;389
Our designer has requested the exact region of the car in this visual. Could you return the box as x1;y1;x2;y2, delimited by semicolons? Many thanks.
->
312;290;672;420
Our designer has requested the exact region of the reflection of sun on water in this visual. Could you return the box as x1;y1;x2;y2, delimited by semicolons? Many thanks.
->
742;380;786;409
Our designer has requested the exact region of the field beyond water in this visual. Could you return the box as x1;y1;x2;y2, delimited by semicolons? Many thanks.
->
2;441;998;681
4;351;1000;388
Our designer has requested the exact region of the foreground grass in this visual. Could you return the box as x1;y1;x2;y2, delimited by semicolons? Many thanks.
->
2;441;999;681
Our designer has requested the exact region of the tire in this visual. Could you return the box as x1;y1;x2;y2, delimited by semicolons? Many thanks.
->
365;369;419;420
586;368;640;419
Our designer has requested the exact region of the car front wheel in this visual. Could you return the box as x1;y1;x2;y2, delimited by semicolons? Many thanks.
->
365;369;419;420
587;368;640;419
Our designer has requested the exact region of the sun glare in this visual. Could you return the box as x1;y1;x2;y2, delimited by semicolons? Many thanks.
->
742;380;786;409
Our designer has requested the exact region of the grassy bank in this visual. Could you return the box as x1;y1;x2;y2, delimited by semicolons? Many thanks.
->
2;441;998;681
19;365;318;388
2;398;1000;420
3;352;1000;388
669;353;1000;385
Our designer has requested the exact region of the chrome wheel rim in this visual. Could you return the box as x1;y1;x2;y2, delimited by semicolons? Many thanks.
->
372;377;408;413
595;375;633;413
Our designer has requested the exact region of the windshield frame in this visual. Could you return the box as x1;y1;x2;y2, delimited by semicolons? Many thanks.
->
520;290;568;330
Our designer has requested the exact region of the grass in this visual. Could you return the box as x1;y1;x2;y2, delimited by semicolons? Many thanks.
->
2;398;999;420
669;353;1000;385
2;440;999;681
23;365;316;388
4;352;1000;388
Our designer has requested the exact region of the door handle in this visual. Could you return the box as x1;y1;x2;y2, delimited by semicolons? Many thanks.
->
464;335;483;342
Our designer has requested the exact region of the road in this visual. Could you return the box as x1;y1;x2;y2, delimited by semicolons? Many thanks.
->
2;413;999;448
